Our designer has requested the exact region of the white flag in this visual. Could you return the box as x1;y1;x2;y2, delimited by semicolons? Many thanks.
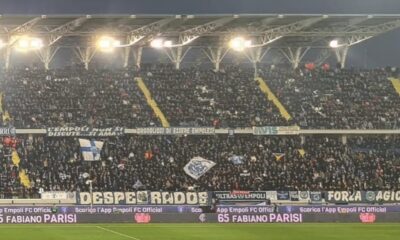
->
79;139;104;161
184;156;216;180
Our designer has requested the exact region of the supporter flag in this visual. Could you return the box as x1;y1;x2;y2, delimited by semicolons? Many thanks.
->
297;149;306;157
3;137;12;146
117;163;125;170
144;150;153;160
11;150;20;167
2;111;11;122
79;139;104;161
184;156;216;180
133;179;144;189
322;63;330;71
0;92;3;113
305;62;315;71
273;153;285;161
229;155;244;165
4;137;18;148
19;169;31;188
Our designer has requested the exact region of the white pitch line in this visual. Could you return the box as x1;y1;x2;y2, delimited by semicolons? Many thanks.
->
96;226;141;240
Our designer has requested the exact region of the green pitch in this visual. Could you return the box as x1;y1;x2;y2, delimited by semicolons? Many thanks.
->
0;223;398;240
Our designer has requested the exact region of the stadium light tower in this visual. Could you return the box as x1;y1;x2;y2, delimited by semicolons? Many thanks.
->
97;36;121;52
229;36;252;52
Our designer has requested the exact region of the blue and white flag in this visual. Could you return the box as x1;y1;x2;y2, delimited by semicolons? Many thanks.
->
79;139;104;161
229;155;244;165
183;156;216;180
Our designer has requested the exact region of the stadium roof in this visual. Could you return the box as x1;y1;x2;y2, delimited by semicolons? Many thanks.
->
1;14;399;47
1;14;400;69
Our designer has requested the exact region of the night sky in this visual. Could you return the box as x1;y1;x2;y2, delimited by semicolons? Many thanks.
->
1;0;400;15
1;0;399;67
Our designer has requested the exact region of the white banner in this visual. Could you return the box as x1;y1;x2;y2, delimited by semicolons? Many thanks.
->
41;191;76;200
184;156;216;180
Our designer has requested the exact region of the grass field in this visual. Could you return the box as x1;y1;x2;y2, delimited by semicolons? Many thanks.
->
0;223;399;240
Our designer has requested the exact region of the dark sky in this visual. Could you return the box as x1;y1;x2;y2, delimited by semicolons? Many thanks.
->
1;0;400;14
1;0;400;67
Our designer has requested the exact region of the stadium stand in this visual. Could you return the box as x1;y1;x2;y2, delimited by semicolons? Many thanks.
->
1;65;399;129
0;67;160;128
0;15;399;204
261;67;400;129
1;134;399;198
141;64;292;128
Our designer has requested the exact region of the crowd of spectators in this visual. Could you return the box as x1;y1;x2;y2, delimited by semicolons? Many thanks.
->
1;65;399;129
0;65;400;197
1;135;399;197
261;66;400;129
142;64;290;128
0;66;159;128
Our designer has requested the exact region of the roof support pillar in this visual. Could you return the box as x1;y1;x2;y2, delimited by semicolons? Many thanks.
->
123;46;130;68
74;46;96;70
280;47;310;69
4;46;12;71
202;47;229;72
244;47;270;77
164;46;190;70
36;46;60;70
334;46;349;69
132;47;143;69
314;49;332;67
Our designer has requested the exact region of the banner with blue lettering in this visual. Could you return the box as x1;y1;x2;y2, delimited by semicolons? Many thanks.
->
76;191;211;205
325;191;400;203
253;126;299;135
136;127;215;135
214;191;268;201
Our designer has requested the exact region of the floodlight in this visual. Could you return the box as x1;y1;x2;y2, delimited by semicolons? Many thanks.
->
30;38;43;49
244;40;252;48
163;40;173;48
150;38;164;49
329;39;340;48
16;37;44;51
97;36;120;52
97;37;121;52
18;38;30;49
229;36;251;52
98;38;112;49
